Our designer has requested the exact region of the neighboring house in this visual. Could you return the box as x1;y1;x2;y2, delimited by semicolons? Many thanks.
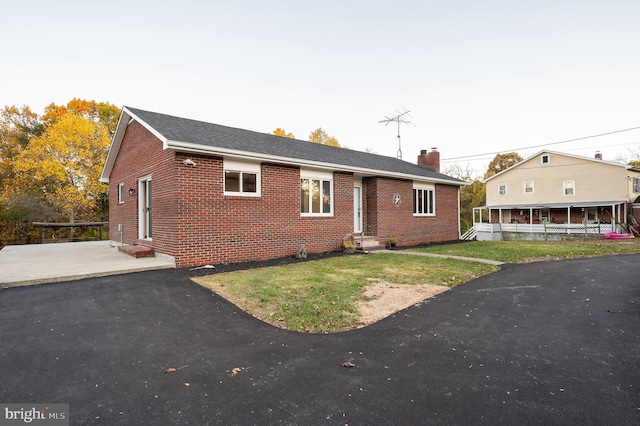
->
100;107;466;267
473;150;640;240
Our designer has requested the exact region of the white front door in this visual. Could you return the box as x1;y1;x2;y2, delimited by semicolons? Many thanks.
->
353;187;362;233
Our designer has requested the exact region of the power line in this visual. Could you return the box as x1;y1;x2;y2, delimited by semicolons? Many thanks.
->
441;126;640;162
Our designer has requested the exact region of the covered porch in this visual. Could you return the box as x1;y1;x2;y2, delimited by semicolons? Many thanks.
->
472;201;627;241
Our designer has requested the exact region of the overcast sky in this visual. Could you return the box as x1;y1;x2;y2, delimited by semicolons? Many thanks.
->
3;0;639;177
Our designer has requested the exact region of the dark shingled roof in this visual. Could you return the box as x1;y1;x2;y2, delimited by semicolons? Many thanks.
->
126;107;464;185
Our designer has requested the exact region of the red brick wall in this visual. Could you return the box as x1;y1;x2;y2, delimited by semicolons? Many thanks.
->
363;177;460;246
108;121;460;267
108;121;178;249
171;161;354;267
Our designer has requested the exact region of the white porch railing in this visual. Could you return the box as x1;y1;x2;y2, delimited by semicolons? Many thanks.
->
474;222;614;235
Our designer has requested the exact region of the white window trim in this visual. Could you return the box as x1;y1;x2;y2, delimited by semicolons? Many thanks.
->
541;154;550;164
523;181;534;194
633;177;640;193
300;171;334;217
118;183;125;204
498;183;507;196
223;159;261;196
563;180;575;196
413;183;436;216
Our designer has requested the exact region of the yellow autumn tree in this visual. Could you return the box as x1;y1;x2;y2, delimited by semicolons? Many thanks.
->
42;98;120;136
272;128;295;138
309;127;340;147
13;112;111;224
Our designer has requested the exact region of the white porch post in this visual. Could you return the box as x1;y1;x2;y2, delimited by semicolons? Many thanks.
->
532;207;535;232
567;206;571;234
611;204;615;231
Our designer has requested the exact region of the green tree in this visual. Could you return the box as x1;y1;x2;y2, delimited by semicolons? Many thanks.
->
0;193;61;245
309;127;340;147
460;179;486;233
443;163;485;233
0;105;43;190
484;152;523;179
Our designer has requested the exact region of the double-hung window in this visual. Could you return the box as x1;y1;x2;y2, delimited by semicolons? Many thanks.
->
634;177;640;193
498;183;507;195
563;180;575;196
524;181;534;194
300;170;333;216
413;184;435;216
224;159;260;196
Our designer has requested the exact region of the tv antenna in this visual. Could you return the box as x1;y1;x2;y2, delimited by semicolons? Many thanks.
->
379;108;414;160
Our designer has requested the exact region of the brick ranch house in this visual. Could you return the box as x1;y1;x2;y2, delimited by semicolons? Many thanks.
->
100;107;466;268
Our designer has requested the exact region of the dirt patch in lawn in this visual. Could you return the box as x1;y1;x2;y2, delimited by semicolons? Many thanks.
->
355;281;449;327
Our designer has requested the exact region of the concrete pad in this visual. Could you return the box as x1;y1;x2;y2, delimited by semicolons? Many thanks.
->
0;241;175;288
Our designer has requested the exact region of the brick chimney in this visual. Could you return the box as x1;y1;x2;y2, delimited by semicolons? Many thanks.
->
418;147;440;173
595;151;602;160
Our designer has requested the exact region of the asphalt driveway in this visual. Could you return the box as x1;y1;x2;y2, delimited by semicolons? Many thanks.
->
1;254;639;425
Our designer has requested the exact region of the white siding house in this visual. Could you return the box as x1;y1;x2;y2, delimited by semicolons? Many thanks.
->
473;150;640;240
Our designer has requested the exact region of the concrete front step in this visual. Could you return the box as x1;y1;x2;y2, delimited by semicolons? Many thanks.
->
354;236;384;250
118;244;156;258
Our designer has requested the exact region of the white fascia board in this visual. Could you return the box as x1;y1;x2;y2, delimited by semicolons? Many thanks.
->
99;106;170;183
165;140;466;186
123;107;169;146
99;109;131;183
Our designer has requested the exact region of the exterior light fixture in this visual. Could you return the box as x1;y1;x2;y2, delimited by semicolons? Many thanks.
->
128;188;136;196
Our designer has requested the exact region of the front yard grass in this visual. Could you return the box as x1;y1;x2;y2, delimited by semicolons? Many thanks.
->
193;253;498;333
193;239;640;333
410;239;640;263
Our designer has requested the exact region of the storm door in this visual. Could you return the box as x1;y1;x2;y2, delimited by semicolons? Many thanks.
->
353;186;362;233
138;177;152;239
